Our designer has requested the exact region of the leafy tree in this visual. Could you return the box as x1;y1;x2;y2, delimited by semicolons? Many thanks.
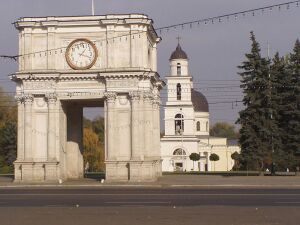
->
209;153;220;171
237;32;273;171
210;122;239;139
189;153;200;170
83;127;105;172
0;87;17;172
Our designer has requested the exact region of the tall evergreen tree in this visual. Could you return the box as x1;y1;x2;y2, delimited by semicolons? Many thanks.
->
270;53;293;169
288;40;300;159
237;32;273;170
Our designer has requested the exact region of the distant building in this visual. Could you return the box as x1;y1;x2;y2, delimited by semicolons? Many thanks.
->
160;43;240;172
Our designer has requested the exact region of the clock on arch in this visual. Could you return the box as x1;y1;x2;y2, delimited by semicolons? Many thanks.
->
65;38;98;70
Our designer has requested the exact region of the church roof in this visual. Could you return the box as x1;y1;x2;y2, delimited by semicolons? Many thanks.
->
170;43;188;60
191;89;209;112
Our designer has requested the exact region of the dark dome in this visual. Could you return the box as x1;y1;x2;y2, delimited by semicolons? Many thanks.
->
191;89;209;112
170;43;188;60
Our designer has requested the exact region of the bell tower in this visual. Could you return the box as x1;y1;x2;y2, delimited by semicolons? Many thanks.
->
164;40;195;136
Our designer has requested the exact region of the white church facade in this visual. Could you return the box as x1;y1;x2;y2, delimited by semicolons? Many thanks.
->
161;43;240;172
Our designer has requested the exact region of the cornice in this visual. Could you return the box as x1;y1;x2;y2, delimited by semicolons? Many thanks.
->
10;69;161;82
15;15;154;29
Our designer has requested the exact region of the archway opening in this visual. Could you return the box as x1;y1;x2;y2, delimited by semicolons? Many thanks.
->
83;106;105;179
63;99;105;180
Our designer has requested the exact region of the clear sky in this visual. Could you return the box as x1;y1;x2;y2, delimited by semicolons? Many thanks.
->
0;0;299;126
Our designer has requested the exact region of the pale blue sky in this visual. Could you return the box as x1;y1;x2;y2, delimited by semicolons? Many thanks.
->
0;0;299;126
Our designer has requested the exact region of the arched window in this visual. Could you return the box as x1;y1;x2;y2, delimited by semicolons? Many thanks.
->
206;122;209;131
177;63;181;75
173;148;186;155
196;121;200;131
176;83;181;100
175;114;184;135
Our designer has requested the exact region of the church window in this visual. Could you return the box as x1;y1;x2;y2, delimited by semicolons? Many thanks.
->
196;121;200;131
173;148;186;155
177;63;181;75
177;83;182;100
175;114;184;135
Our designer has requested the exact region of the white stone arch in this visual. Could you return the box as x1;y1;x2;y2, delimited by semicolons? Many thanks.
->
12;14;164;183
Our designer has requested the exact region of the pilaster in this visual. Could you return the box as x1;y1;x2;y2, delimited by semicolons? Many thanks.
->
138;93;145;160
104;91;117;160
143;92;153;158
46;93;57;161
15;95;24;161
24;94;33;160
129;91;140;160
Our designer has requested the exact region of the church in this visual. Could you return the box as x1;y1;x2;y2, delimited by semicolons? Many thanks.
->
160;43;240;172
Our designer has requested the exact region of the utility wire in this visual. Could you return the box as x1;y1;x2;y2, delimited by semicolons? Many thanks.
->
0;0;298;60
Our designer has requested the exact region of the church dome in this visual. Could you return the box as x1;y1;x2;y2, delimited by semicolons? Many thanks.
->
170;43;188;60
191;89;209;112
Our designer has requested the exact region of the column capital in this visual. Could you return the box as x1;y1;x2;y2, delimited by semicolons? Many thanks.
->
129;91;140;101
104;91;117;103
15;95;23;104
143;92;153;102
152;99;160;109
23;94;33;104
45;93;57;104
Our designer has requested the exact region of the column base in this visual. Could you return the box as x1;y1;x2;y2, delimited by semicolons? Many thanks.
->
105;159;162;182
14;161;60;183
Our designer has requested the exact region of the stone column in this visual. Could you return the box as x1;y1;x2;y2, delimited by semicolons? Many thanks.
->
207;152;212;172
199;152;205;172
15;96;24;161
144;92;153;158
152;98;160;158
105;92;117;160
24;94;33;160
129;91;140;160
46;93;57;161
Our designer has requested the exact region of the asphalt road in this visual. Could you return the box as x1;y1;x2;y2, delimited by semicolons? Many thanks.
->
0;187;300;207
1;188;300;225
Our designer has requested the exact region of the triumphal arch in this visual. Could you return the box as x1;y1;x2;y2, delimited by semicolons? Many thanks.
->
11;14;164;182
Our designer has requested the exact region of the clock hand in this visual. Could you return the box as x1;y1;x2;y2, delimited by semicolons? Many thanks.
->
79;48;87;56
81;54;92;58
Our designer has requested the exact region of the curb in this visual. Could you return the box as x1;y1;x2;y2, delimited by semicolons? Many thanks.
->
1;184;300;189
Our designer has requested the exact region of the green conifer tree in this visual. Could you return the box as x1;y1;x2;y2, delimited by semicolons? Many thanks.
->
287;40;300;161
237;32;273;170
270;53;293;169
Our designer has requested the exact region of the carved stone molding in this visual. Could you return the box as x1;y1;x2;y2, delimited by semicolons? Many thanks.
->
106;79;139;88
23;81;56;90
104;91;117;103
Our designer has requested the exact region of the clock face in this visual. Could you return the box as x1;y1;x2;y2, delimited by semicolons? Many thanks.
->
65;38;98;70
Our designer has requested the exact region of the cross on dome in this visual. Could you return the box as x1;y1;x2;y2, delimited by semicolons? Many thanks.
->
170;37;188;60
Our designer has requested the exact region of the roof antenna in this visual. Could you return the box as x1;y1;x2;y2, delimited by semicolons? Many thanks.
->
92;0;95;16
